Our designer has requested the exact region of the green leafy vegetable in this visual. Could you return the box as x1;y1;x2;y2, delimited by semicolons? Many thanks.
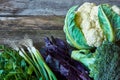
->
98;4;120;42
0;45;37;80
64;6;91;49
98;4;115;42
10;38;57;80
71;42;120;80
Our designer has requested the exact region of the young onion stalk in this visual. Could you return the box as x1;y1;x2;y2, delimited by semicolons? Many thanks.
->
9;39;57;80
9;41;40;79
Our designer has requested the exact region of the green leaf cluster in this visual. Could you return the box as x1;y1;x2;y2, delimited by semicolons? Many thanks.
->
10;39;57;80
98;4;120;42
0;45;37;80
64;6;92;49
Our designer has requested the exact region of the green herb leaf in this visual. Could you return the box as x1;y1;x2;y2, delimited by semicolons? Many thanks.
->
0;45;37;80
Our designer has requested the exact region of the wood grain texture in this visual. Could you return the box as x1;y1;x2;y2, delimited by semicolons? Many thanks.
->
0;0;120;46
0;0;119;16
0;16;65;46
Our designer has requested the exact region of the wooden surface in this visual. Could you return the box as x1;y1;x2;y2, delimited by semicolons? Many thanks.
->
0;0;119;16
0;16;65;46
0;0;120;46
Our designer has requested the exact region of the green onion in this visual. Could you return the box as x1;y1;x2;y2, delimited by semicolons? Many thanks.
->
9;38;57;80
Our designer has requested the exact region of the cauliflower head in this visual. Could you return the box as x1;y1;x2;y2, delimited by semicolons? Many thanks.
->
76;2;105;47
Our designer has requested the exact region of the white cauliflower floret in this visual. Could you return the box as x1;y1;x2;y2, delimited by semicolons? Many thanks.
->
76;2;105;47
85;28;104;47
112;5;120;15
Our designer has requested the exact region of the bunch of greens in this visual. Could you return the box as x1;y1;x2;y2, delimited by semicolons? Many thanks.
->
9;38;57;80
40;36;91;80
0;45;37;80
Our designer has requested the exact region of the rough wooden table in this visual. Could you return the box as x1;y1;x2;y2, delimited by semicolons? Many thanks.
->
0;16;65;47
0;0;119;16
0;0;120;46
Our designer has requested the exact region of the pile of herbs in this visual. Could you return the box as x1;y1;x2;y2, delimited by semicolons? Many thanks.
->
9;38;57;80
0;45;37;80
0;37;57;80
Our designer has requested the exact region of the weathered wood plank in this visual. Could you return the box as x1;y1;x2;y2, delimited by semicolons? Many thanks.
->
0;16;64;30
0;16;65;46
0;0;120;46
0;0;119;16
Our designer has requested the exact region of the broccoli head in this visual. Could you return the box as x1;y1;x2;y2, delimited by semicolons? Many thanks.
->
71;42;120;80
